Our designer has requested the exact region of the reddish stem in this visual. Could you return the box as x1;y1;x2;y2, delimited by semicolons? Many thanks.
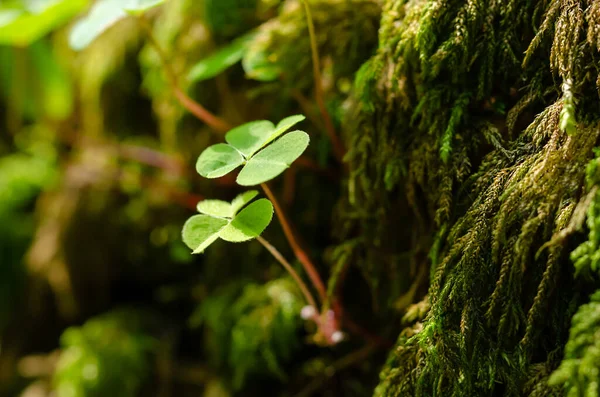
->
257;236;318;310
173;88;231;133
301;0;346;163
261;183;328;304
139;16;231;133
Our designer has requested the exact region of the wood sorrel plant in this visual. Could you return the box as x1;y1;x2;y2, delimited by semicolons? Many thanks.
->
68;0;345;346
182;115;343;346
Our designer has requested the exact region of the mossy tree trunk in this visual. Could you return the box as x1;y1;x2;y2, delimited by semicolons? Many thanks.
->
342;0;600;395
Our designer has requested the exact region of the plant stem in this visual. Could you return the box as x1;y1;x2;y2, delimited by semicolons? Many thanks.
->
172;89;231;132
138;16;232;133
257;236;318;310
261;183;328;304
301;0;346;163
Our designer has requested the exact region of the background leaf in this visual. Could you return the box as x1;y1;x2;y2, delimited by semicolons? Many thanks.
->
182;215;229;254
196;143;244;179
242;47;281;82
69;0;165;50
0;9;22;29
219;199;273;242
69;0;126;50
30;39;74;120
123;0;165;14
0;0;88;46
0;40;73;122
54;310;156;397
187;32;256;83
236;131;309;186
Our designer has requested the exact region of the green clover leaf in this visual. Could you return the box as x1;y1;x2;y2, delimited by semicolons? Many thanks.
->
236;130;309;186
196;143;244;179
195;115;308;186
183;191;273;253
219;199;273;242
196;190;259;218
182;215;229;254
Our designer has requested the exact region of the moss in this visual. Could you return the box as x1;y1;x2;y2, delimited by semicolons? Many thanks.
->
339;0;600;395
550;290;600;397
243;0;381;94
548;149;600;397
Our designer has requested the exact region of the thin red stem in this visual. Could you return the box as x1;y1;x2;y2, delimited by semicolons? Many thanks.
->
139;17;232;133
173;88;231;132
257;236;318;310
301;0;346;163
261;183;328;304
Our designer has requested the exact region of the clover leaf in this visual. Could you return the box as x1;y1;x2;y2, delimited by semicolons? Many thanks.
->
195;143;244;179
230;190;260;215
195;200;233;218
196;190;258;218
225;120;276;158
237;130;309;186
219;199;274;242
195;115;308;186
183;191;273;253
182;215;229;254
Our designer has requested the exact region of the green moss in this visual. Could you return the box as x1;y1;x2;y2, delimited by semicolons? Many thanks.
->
550;290;600;397
340;0;600;395
548;149;600;397
243;0;381;94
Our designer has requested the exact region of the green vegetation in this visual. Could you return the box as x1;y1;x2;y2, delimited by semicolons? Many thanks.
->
2;0;600;396
54;310;156;397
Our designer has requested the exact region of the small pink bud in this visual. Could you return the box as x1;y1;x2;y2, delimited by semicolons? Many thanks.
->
331;331;345;344
301;305;317;320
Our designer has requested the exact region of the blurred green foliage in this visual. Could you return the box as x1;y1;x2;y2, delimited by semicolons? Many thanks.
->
0;131;57;329
53;310;156;397
0;0;88;46
187;32;256;83
0;1;372;395
190;278;304;389
0;40;73;121
68;0;166;50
